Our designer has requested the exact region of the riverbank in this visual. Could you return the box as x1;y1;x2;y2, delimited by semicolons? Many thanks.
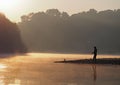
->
55;58;120;65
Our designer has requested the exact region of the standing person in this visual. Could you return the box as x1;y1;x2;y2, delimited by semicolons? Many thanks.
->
92;46;97;63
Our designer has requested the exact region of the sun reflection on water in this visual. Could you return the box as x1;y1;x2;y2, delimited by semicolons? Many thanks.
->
0;54;119;85
0;64;7;85
0;63;21;85
8;79;21;85
0;64;7;72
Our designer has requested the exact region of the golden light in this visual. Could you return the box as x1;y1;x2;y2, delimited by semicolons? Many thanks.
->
0;64;7;72
0;0;21;13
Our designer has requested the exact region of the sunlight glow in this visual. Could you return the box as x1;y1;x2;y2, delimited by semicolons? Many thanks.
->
0;64;7;69
0;0;120;22
0;0;21;13
0;64;7;72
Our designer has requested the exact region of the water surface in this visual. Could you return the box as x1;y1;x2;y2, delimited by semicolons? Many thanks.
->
0;53;120;85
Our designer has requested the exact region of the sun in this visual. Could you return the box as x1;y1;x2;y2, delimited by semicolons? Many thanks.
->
0;0;21;13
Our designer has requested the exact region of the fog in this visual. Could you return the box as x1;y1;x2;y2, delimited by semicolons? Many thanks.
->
18;9;120;54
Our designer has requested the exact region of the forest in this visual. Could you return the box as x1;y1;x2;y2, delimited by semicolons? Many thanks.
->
18;9;120;54
0;13;27;53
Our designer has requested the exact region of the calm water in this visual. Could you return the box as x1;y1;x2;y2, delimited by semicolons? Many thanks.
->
0;53;120;85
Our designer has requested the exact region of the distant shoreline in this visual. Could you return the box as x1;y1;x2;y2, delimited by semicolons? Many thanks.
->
54;58;120;65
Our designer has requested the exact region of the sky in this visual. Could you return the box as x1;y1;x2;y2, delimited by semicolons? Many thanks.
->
0;0;120;22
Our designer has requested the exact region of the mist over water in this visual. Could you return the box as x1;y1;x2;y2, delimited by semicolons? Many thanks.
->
0;1;120;85
0;53;120;85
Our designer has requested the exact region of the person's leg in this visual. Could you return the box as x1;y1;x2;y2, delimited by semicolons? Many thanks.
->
93;54;97;63
94;54;97;63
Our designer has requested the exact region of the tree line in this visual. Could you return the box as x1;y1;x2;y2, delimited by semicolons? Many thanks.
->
0;13;27;53
18;9;120;54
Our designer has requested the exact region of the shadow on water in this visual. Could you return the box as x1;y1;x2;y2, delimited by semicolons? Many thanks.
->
0;53;27;59
0;54;15;58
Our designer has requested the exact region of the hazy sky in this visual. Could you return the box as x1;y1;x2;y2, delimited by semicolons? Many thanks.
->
0;0;120;22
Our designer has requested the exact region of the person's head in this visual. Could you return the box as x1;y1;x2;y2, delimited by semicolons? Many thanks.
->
94;46;96;49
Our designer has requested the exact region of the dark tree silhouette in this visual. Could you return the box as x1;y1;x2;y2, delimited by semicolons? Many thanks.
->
18;9;120;54
0;13;27;53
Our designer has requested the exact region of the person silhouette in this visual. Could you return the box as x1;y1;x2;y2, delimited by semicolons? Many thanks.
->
92;46;97;63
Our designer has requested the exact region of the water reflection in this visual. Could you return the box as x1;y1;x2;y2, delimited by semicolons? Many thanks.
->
0;63;21;85
91;64;97;85
92;64;97;81
0;54;119;85
0;64;7;72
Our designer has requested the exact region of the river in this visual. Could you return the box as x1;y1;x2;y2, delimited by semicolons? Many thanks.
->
0;53;120;85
